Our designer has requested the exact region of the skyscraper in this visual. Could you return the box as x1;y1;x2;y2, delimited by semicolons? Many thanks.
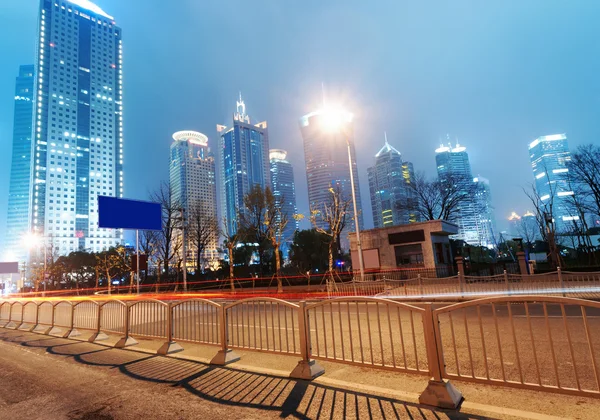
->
269;149;298;256
435;141;481;245
29;0;124;254
529;134;577;230
473;176;497;248
299;107;364;248
3;65;35;263
368;135;416;228
170;131;218;266
218;94;270;235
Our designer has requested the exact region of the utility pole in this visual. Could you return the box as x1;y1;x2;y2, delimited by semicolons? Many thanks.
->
176;208;187;293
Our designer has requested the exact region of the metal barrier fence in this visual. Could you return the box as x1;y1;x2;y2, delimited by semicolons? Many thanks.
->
327;268;600;299
1;295;598;408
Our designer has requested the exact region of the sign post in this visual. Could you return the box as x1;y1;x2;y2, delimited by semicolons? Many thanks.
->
98;196;162;295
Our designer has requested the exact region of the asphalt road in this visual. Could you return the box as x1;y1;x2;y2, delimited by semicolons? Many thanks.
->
0;329;481;420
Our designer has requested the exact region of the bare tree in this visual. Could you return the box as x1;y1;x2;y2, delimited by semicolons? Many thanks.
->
568;144;600;219
221;217;239;292
398;172;477;223
149;182;181;276
188;202;219;274
310;187;351;279
265;195;290;293
238;185;277;276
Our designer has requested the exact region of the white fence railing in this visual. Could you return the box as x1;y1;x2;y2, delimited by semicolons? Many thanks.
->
327;268;600;300
1;295;599;408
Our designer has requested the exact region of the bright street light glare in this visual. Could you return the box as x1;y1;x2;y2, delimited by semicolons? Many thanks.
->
318;107;353;133
22;232;41;249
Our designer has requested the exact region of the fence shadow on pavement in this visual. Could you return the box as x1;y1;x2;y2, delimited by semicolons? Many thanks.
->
0;330;488;420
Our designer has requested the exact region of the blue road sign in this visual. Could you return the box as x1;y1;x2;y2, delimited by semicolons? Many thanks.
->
98;196;162;231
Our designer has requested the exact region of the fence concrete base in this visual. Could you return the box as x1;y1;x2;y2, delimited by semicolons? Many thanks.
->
33;325;52;334
418;379;463;409
4;322;19;329
115;336;138;348
18;323;35;332
67;329;81;338
289;359;325;380
49;327;69;337
88;332;109;342
210;349;240;366
157;341;183;355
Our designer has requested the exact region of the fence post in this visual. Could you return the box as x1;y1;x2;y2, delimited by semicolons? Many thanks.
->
419;304;463;409
158;302;183;355
5;302;15;328
503;270;511;296
89;304;109;342
290;301;324;379
458;271;465;299
558;267;565;297
115;303;138;348
66;302;81;338
48;303;67;337
210;304;240;365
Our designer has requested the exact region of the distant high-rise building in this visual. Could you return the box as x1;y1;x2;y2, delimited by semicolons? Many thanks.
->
299;107;363;248
26;0;124;255
529;134;577;230
435;140;494;246
170;131;218;266
3;65;35;263
218;94;270;235
368;135;416;229
473;176;497;248
269;149;298;256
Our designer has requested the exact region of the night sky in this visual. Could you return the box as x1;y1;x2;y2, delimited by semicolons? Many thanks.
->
1;0;599;247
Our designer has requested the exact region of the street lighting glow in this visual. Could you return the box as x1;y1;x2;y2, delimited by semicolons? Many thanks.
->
23;232;41;249
318;107;353;133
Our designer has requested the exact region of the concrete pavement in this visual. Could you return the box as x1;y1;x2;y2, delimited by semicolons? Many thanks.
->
0;329;599;419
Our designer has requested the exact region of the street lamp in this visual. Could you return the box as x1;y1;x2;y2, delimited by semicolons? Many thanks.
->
319;106;365;282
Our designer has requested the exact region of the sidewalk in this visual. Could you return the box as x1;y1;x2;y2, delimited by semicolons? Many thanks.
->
0;329;597;419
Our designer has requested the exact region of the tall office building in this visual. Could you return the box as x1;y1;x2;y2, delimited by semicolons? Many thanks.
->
529;134;577;230
170;131;219;266
3;66;35;263
218;94;270;235
27;0;124;255
368;135;416;228
269;149;298;256
299;107;364;249
435;140;495;246
473;176;497;248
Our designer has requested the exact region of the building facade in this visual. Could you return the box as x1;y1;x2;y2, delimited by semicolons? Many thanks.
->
368;135;416;229
435;142;479;245
529;134;577;230
170;131;219;266
269;149;298;256
473;176;497;248
4;65;35;263
299;107;364;249
218;94;270;236
29;0;124;255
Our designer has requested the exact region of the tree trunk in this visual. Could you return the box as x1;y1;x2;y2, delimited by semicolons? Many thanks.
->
129;271;134;294
156;263;161;294
106;267;111;295
275;244;282;293
228;245;235;293
95;267;99;290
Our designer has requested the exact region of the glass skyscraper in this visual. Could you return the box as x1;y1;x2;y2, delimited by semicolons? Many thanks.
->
3;65;35;263
6;0;123;257
170;131;219;266
218;94;270;235
529;134;577;230
269;149;298;256
299;108;364;249
368;135;416;228
435;141;496;247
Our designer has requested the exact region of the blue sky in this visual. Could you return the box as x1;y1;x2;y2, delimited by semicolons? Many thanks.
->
1;0;599;244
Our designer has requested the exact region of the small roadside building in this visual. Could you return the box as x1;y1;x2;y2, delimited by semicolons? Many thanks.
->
348;220;458;273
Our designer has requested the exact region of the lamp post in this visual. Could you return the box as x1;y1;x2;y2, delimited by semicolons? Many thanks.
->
320;107;365;282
